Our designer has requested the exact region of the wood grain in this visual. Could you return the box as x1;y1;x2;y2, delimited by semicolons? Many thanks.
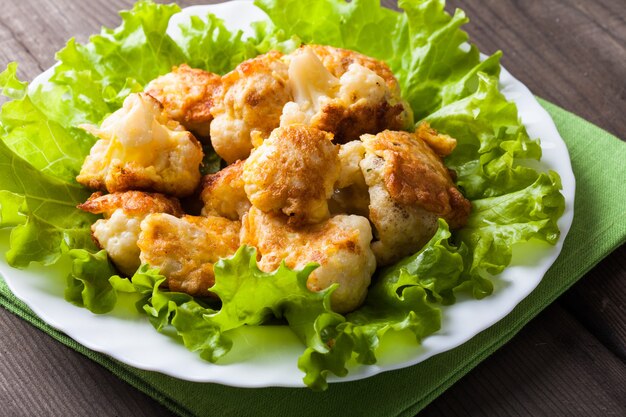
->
0;1;624;416
420;304;626;416
0;311;173;417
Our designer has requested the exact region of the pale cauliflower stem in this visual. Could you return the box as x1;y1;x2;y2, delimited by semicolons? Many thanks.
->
241;207;376;313
210;51;291;163
77;191;183;276
138;214;241;297
144;64;221;139
200;159;250;220
280;45;413;142
359;129;472;265
77;93;203;197
242;125;340;226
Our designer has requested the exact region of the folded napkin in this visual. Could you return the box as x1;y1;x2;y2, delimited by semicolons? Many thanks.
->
1;101;625;417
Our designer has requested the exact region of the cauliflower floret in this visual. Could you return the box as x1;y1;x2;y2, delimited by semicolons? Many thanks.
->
210;51;291;163
200;160;250;220
280;45;413;142
242;125;340;226
329;140;370;217
360;130;471;265
241;207;376;313
77;93;203;197
77;191;183;276
336;140;367;189
144;64;221;139
138;214;241;297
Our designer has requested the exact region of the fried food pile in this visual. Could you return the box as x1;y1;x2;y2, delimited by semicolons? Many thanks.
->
77;45;471;314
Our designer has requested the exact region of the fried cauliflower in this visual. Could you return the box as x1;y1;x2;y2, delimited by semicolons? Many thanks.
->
329;140;370;216
241;207;376;313
280;45;413;142
77;93;203;197
138;214;241;297
200;159;250;220
360;130;471;265
144;64;221;139
210;51;291;163
77;191;183;276
242;125;340;225
76;44;474;314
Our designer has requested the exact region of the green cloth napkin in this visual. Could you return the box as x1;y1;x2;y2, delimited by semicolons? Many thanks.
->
1;100;625;417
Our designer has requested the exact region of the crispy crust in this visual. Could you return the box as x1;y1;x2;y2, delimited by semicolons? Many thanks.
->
77;191;183;218
415;121;457;157
362;130;471;228
200;160;250;220
145;64;221;138
314;99;407;143
241;207;375;313
210;51;291;163
138;214;241;297
76;93;204;198
242;125;340;226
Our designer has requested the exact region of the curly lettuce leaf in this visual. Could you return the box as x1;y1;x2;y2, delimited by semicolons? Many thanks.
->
33;1;186;126
255;0;399;58
0;138;96;267
65;249;118;314
211;246;348;360
0;64;94;182
175;13;259;75
377;219;468;304
298;222;454;390
427;73;543;200
0;62;27;100
458;172;564;295
112;247;344;366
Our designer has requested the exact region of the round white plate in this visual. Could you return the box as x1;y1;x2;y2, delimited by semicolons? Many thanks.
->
0;1;575;388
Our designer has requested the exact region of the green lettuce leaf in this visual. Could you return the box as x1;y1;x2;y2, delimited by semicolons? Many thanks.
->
175;13;259;74
111;266;230;362
458;171;564;297
0;62;27;100
426;73;543;200
65;249;118;314
112;246;344;366
34;1;186;126
0;138;96;267
298;222;453;390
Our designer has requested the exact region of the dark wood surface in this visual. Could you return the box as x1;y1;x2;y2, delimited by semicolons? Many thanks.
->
1;1;624;416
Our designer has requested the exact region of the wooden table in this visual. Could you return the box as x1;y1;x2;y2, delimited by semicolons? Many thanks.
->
1;1;624;415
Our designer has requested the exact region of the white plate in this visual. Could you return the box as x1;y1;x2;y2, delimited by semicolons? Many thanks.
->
0;1;575;388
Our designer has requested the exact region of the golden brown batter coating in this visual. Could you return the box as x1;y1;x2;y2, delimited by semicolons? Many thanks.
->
78;191;183;218
138;214;241;297
210;51;291;163
77;191;184;277
200;160;250;220
77;93;203;197
360;130;471;265
281;45;413;142
415;121;458;158
242;125;340;226
144;64;221;139
241;207;376;313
